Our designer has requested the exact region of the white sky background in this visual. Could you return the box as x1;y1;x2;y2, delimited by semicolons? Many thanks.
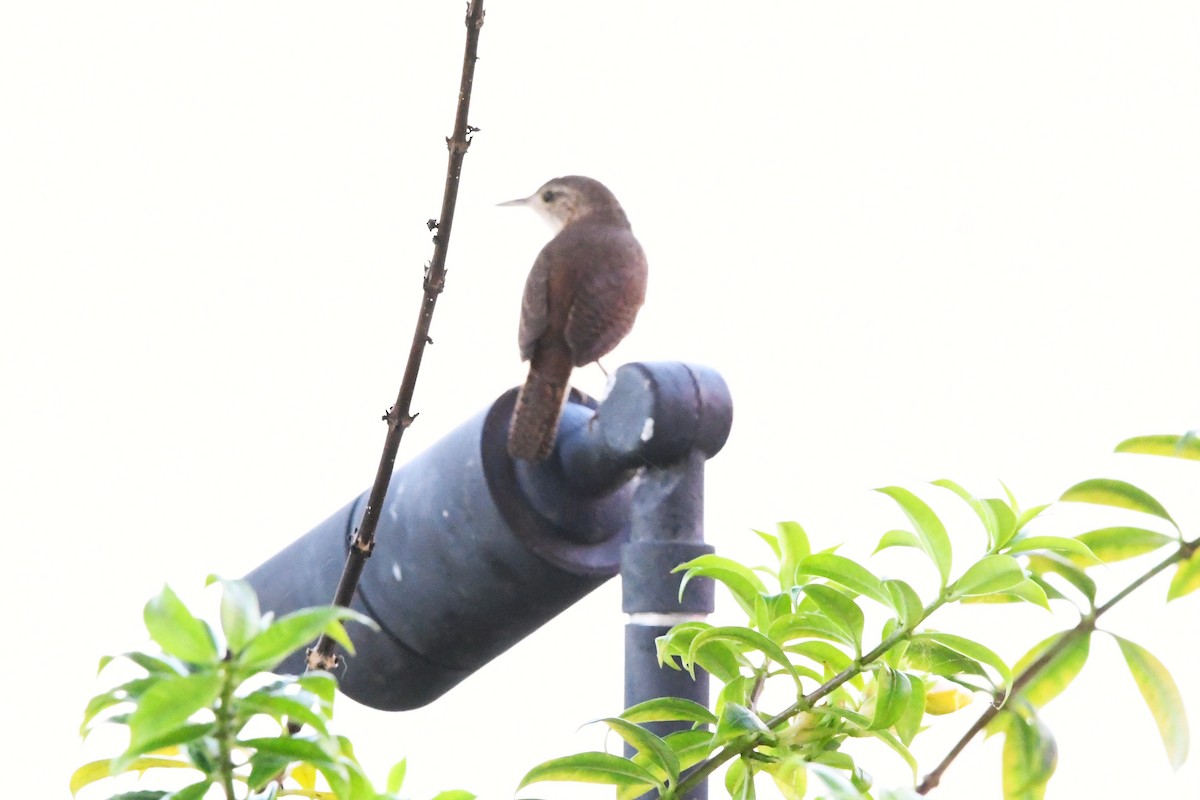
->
2;2;1199;798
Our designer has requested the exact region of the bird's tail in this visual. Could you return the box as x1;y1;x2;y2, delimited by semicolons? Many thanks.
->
508;366;569;462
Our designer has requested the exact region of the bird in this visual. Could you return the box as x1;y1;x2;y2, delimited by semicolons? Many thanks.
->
500;175;648;462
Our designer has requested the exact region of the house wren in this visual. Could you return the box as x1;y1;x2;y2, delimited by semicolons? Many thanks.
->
500;175;648;462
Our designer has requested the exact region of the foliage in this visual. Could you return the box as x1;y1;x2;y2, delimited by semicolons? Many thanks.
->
73;577;474;800
519;433;1200;798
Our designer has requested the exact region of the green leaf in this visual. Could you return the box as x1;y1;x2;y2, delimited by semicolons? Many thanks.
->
1027;575;1067;603
1114;635;1190;770
664;728;716;763
777;521;812;592
1169;553;1200;601
797;554;891;607
893;674;927;746
238;735;337;762
1076;527;1176;564
616;731;714;800
799;584;864;655
595;718;679;785
689;627;799;686
932;479;1016;550
165;780;214;800
916;632;1012;699
123;672;222;759
883;578;925;629
143;585;219;666
1001;710;1057;799
876;486;953;586
1059;478;1177;531
1011;632;1091;711
674;554;767;616
902;638;988;680
1025;553;1096;606
931;478;982;515
656;623;745;682
950;555;1026;599
386;759;407;794
869;667;912;731
1004;536;1101;565
430;792;477;800
213;577;261;654
813;704;872;731
754;592;794;633
880;616;908;667
763;754;807;800
297;672;338;706
873;529;922;554
1116;433;1200;461
80;677;160;736
245;736;351;800
960;578;1051;611
716;702;773;745
754;528;781;560
254;676;332;718
237;689;329;735
113;723;216;773
621;697;716;726
122;651;187;677
716;675;753;714
786;640;854;677
1014;503;1051;535
984;498;1020;549
804;761;865;799
246;751;291;793
238;606;375;674
724;756;751;800
185;735;218;775
518;752;663;790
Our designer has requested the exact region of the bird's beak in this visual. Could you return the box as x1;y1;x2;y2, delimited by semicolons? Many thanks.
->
497;195;533;208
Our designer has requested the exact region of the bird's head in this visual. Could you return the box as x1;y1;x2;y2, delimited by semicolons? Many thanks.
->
499;175;626;232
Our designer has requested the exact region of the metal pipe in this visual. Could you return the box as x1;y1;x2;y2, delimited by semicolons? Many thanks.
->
244;360;732;743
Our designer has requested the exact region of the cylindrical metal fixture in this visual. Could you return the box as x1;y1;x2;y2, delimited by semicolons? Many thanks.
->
623;451;715;733
608;362;734;800
245;357;733;756
246;389;632;711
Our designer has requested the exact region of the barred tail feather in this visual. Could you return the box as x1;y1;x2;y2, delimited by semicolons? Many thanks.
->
508;368;568;462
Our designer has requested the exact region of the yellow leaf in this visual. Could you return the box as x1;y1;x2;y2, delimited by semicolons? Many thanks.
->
291;761;318;790
925;686;973;715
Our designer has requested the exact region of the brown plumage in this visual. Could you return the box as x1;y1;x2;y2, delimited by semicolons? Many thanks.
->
500;176;648;461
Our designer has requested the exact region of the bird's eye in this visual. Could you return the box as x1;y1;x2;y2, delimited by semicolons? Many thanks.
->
541;190;556;203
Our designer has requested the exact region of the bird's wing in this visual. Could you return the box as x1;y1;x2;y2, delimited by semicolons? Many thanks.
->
517;249;552;362
564;231;648;366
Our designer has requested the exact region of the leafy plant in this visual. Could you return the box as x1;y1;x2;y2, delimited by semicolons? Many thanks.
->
73;577;474;800
519;433;1199;798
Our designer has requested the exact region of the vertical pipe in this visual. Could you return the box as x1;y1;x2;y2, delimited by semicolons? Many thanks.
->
623;449;714;799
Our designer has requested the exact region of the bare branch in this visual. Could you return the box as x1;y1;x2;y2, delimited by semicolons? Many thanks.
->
305;0;487;674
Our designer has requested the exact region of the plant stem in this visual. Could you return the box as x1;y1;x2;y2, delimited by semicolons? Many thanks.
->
915;540;1193;794
672;594;949;797
215;654;238;799
770;594;948;727
306;0;487;674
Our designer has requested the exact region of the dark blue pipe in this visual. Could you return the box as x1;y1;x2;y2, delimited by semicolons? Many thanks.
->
245;362;732;732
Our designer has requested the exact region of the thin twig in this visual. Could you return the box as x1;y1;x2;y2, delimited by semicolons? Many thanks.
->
915;539;1194;794
306;0;487;674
